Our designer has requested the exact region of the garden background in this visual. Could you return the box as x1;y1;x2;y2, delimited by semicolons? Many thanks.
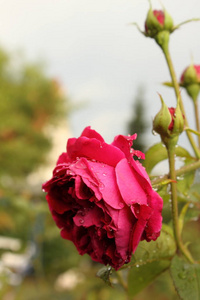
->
0;0;200;299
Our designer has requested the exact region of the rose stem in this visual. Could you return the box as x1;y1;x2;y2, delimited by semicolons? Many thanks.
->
167;145;195;263
194;100;200;147
162;46;200;158
115;270;128;291
151;158;200;186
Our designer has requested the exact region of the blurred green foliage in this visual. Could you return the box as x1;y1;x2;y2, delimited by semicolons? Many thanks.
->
0;48;66;179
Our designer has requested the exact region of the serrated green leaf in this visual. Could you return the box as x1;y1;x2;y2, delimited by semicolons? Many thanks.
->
130;227;176;266
144;143;194;174
96;265;112;286
143;143;167;174
128;260;170;297
157;184;171;203
187;183;200;202
170;255;200;300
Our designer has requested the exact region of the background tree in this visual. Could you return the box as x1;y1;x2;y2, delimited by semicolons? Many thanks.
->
127;85;148;153
0;48;67;181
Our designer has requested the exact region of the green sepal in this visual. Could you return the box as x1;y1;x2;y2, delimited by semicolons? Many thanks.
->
185;83;200;102
163;9;174;31
96;265;112;286
153;94;172;136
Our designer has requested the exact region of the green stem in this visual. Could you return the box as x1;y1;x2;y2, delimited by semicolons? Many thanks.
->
162;46;200;158
116;271;128;291
167;145;195;264
152;159;200;186
194;100;200;147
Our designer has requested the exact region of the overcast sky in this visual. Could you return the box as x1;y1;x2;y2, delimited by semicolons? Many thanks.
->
1;0;200;152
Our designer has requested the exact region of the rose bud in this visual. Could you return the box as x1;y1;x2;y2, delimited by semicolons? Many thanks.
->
42;126;163;270
180;64;200;101
144;8;173;50
153;95;184;147
145;8;173;37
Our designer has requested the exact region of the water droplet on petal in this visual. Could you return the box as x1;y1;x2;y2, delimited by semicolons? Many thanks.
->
99;182;105;189
102;173;107;177
119;202;125;208
79;219;84;224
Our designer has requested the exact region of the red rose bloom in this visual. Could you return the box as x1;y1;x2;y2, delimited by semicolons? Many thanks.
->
42;127;163;270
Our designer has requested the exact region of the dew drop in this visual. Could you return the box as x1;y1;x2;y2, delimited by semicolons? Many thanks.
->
178;271;187;279
99;182;105;189
77;210;85;216
76;162;86;169
152;130;158;136
102;173;107;177
119;202;125;208
79;219;84;224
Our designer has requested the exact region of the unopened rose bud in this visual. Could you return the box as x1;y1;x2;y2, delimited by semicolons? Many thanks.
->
144;8;173;51
145;8;173;35
180;64;200;101
153;95;184;148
